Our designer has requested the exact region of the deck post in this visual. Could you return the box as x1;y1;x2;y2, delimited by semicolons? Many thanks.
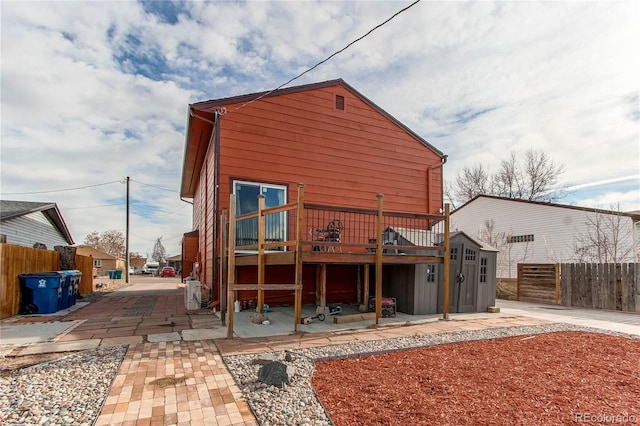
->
361;265;370;312
257;195;266;314
442;203;451;320
319;264;327;311
294;183;305;331
220;208;228;325
375;193;384;324
226;198;237;338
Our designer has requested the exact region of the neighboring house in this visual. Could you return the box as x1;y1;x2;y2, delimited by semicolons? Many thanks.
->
166;254;182;272
451;195;640;279
0;200;74;248
75;245;117;276
180;79;447;307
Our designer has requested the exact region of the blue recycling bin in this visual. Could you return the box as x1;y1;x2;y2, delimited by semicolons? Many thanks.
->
108;269;116;279
58;273;71;310
59;270;82;308
18;272;64;314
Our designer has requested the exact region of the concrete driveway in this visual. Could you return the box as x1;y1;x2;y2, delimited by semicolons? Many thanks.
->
496;299;640;336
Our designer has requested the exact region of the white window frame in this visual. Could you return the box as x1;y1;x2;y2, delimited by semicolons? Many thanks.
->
232;180;288;253
94;259;102;267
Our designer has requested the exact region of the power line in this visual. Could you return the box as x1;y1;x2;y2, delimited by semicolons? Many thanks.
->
65;203;126;210
229;0;421;114
132;179;179;193
0;180;122;195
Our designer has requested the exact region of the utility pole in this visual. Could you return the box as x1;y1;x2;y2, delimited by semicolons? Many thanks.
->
125;176;130;284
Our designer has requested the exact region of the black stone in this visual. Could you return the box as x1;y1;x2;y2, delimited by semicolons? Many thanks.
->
257;361;294;388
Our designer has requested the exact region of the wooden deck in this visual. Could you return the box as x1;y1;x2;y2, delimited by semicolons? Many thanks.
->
224;184;451;337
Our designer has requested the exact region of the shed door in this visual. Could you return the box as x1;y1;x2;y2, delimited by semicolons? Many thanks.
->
458;247;477;313
447;243;477;313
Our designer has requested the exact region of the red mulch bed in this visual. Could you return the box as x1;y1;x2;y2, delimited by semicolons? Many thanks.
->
312;332;640;425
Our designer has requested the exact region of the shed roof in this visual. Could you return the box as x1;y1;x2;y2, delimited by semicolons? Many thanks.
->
0;200;74;244
386;227;498;252
181;78;445;198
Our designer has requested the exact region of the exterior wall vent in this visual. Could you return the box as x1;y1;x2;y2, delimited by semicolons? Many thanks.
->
335;95;345;111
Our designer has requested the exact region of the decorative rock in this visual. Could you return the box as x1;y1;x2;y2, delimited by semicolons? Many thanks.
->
284;351;295;362
257;361;296;388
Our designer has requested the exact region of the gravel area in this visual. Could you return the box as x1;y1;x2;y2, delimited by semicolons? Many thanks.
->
222;323;637;426
0;323;634;426
0;345;127;426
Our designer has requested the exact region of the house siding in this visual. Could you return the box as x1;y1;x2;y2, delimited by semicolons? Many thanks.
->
187;81;445;299
451;197;637;278
216;86;443;213
0;212;69;249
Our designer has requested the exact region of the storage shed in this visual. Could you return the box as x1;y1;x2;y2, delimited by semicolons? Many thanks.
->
382;229;497;314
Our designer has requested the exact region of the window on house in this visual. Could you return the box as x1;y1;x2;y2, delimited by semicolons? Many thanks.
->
233;181;287;250
480;257;487;283
94;259;102;267
506;234;534;243
335;94;345;111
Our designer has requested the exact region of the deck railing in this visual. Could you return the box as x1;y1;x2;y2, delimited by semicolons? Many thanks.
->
224;183;451;337
233;201;446;254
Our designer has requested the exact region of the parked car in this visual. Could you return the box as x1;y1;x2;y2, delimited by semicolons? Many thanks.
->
142;262;160;275
160;266;176;277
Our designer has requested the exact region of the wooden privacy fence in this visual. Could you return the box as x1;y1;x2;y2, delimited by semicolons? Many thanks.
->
516;264;560;305
560;263;639;313
0;243;95;319
516;262;639;313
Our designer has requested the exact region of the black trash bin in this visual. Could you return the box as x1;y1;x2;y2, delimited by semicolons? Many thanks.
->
18;272;65;314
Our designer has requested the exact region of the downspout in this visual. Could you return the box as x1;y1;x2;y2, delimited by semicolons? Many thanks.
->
213;110;222;304
440;154;448;212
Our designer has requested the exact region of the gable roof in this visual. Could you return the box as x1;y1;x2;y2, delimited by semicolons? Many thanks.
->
453;195;640;221
75;245;116;260
0;200;74;244
181;78;446;198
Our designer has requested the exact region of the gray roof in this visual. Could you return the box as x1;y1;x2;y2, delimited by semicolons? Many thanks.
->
0;200;74;244
385;227;498;252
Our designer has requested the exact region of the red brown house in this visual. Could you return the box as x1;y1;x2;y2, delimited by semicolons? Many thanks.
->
180;79;450;328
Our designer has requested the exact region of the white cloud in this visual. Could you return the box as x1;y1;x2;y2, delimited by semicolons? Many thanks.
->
2;0;639;255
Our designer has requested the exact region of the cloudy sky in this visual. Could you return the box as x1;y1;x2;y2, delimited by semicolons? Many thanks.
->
1;0;638;257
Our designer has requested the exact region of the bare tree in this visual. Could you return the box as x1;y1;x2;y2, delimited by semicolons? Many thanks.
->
151;237;166;263
83;229;125;258
449;149;566;206
573;204;635;263
521;149;566;201
452;163;491;205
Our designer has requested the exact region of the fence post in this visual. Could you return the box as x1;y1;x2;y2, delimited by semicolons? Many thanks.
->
555;263;561;305
516;264;522;301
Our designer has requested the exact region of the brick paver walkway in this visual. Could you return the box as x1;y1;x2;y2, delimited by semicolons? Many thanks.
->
96;340;256;426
